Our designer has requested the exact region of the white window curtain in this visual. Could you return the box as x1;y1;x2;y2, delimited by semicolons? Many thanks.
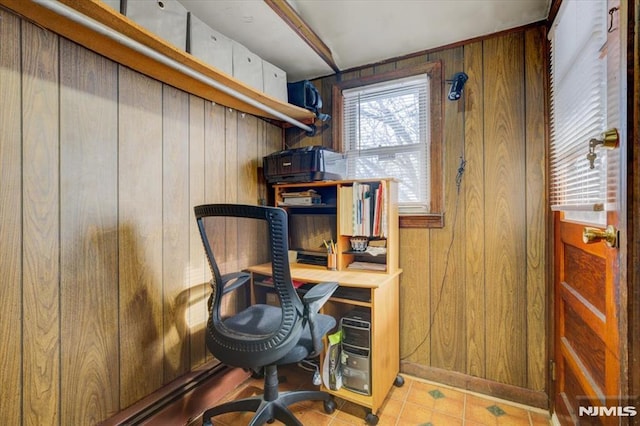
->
549;0;607;212
342;74;430;214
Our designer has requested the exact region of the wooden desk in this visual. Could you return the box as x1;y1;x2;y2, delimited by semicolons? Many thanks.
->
246;263;403;422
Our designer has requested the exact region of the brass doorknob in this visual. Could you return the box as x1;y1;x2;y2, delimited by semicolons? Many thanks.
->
582;225;618;248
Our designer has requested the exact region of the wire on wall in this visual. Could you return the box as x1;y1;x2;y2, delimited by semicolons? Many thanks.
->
400;155;466;360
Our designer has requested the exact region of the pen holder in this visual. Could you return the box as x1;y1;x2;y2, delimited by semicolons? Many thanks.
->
326;253;337;271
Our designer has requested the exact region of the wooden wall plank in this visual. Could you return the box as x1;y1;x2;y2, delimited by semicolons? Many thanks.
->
204;98;227;281
483;33;528;387
238;115;259;206
463;41;487;378
399;228;431;365
223;109;238;274
0;9;23;424
21;21;60;425
524;26;548;392
237;115;260;269
162;85;191;383
203;103;229;319
204;102;227;205
188;96;209;369
118;67;164;407
225;108;239;205
427;47;467;372
59;40;119;424
224;109;240;311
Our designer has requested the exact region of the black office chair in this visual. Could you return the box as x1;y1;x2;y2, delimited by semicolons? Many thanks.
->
194;204;338;426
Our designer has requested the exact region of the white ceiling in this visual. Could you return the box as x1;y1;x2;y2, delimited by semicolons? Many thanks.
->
180;0;551;82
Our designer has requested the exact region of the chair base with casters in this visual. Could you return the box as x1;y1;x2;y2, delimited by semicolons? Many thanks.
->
202;364;336;426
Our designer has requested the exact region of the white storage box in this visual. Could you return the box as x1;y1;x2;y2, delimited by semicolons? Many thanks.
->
262;60;288;102
101;0;121;13
232;41;263;92
124;0;188;50
188;13;233;75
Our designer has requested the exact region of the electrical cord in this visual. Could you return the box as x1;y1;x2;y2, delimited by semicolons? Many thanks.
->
401;156;466;360
297;359;322;385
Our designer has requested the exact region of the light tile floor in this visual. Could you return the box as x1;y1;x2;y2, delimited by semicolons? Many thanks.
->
206;365;551;426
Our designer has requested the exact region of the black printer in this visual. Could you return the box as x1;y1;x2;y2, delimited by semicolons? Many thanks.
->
263;146;346;183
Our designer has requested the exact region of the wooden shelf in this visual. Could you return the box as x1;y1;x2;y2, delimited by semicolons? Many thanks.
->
1;0;316;125
274;179;399;273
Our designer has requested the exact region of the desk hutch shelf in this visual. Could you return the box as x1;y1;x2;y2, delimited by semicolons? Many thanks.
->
274;178;399;273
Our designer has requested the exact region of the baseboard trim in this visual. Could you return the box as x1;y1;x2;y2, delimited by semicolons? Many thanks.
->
401;361;549;410
101;361;250;425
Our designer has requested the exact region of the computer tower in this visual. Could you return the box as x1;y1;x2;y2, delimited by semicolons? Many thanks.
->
340;309;371;395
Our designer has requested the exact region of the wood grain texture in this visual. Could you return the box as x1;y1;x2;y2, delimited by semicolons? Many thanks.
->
223;109;240;315
0;9;23;424
3;9;286;421
237;114;261;270
118;66;164;407
524;26;548;392
203;101;227;288
162;85;191;383
288;27;549;396
483;33;527;387
398;228;430;365
237;114;259;206
427;47;467;372
59;40;119;424
188;96;209;369
463;40;486;379
21;21;61;425
558;219;613;409
563;302;606;390
564;245;606;314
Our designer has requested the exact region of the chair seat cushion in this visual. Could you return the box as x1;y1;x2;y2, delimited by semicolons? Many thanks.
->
223;304;336;364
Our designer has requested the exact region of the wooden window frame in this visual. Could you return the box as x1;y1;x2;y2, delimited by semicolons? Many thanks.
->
332;61;444;228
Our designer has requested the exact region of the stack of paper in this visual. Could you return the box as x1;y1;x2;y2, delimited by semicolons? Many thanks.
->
279;189;321;206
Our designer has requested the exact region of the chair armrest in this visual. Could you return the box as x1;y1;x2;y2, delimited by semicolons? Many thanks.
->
302;282;338;357
303;281;339;313
207;272;251;311
221;272;251;295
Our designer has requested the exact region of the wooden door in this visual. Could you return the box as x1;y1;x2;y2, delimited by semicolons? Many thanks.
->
552;1;628;425
553;217;622;425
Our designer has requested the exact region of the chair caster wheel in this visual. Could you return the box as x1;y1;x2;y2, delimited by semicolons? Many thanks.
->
267;419;275;424
394;374;405;387
324;398;337;414
203;420;213;426
365;412;379;425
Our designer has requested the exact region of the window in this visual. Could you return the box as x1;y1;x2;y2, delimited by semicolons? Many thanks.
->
549;0;608;222
333;62;443;226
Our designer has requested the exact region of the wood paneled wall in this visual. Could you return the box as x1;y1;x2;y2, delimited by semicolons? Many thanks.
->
287;26;548;398
0;10;282;424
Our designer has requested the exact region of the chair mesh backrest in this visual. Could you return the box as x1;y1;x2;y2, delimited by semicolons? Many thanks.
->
194;204;304;367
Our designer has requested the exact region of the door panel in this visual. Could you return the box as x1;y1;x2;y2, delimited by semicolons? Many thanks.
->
554;219;620;425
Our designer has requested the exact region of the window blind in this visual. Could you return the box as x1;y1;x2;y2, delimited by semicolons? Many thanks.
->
342;74;430;214
549;0;607;211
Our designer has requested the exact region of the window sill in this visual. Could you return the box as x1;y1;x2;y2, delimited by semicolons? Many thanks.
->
399;214;444;228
